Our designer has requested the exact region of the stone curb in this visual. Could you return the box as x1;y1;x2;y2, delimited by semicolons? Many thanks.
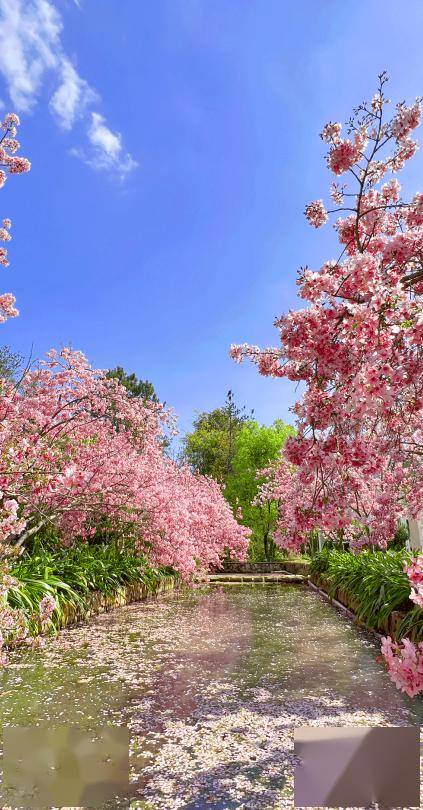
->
56;575;178;629
308;574;408;640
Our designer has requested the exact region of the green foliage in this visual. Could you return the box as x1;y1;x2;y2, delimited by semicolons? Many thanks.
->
305;531;333;558
182;391;252;482
183;399;295;560
388;522;409;550
106;366;159;403
310;548;413;632
397;605;423;641
246;534;287;563
225;420;295;561
0;345;23;382
7;540;173;636
309;545;332;575
106;366;172;451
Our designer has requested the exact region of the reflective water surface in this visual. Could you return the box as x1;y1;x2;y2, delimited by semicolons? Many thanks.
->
1;584;422;808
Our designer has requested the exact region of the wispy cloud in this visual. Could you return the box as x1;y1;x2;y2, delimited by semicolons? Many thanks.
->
0;0;137;177
71;113;138;178
0;0;60;111
50;58;97;130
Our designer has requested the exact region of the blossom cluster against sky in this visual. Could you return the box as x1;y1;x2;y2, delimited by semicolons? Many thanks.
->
1;0;423;435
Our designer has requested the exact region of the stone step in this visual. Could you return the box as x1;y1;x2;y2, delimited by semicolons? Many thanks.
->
208;572;306;585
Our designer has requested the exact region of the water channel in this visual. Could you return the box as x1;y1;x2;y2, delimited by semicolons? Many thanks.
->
1;584;422;809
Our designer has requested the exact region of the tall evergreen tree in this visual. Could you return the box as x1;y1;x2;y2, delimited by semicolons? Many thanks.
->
182;391;252;482
106;366;159;403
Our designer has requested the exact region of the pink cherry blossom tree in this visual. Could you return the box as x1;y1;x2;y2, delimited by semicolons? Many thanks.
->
231;73;422;552
0;113;31;323
0;348;249;663
0;348;249;572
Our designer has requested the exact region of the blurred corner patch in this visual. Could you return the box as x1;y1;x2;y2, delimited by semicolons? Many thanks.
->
294;725;420;808
1;725;129;807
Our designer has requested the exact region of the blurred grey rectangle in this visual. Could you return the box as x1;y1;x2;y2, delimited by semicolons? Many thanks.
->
2;725;129;807
294;726;420;808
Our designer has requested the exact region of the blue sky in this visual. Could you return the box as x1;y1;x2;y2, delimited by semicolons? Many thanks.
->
1;0;423;436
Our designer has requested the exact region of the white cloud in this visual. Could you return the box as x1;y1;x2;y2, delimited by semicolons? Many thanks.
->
50;58;97;130
71;112;138;178
0;0;137;177
89;112;121;159
0;0;61;111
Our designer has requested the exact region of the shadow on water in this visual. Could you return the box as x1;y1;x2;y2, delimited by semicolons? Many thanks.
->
1;584;422;808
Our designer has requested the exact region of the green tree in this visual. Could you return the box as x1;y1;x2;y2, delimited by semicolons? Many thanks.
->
106;366;159;403
105;366;168;446
224;420;295;561
182;391;252;482
0;345;23;382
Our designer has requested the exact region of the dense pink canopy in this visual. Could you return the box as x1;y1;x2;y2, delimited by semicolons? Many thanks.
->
0;348;249;578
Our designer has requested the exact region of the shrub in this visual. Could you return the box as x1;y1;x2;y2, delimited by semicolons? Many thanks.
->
5;540;173;638
310;548;413;632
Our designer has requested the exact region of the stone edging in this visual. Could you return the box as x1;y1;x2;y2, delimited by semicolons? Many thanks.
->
215;560;311;576
56;574;178;630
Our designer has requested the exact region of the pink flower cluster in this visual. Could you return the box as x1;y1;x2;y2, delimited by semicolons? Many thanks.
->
391;100;422;142
378;555;423;699
304;199;328;228
407;192;423;227
0;293;18;323
0;113;30;177
0;493;24;543
0;112;30;322
0;570;28;666
39;594;57;631
0;217;12;269
320;121;342;143
328;137;361;175
404;555;423;609
380;636;423;697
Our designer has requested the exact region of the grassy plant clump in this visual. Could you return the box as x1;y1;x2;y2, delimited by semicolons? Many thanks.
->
5;539;174;638
309;547;414;633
